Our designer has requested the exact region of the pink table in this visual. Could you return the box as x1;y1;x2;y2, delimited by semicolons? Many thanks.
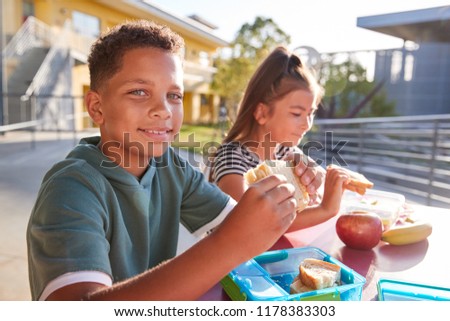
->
200;204;450;301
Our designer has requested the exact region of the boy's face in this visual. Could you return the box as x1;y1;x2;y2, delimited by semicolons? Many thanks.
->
87;47;184;173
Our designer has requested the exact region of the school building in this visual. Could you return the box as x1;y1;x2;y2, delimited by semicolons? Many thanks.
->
357;5;450;116
0;0;229;131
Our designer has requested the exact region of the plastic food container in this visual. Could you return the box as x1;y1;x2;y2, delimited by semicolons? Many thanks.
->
221;247;366;301
342;189;405;230
377;278;450;301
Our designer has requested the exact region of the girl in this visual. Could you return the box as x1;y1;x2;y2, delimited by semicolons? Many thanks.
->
211;46;350;230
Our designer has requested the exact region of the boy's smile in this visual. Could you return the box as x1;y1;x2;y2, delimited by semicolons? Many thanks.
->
86;47;184;177
138;127;174;141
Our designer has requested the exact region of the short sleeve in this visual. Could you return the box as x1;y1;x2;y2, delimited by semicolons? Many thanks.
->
176;155;230;234
211;142;259;183
27;162;112;300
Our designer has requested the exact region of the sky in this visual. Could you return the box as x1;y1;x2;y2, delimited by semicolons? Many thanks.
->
149;0;450;53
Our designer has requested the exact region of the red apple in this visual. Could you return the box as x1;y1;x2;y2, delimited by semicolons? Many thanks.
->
336;211;383;250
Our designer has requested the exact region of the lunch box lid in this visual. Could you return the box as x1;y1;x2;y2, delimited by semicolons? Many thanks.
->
377;278;450;301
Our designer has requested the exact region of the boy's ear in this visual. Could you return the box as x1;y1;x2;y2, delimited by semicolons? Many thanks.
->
253;103;269;125
85;91;104;125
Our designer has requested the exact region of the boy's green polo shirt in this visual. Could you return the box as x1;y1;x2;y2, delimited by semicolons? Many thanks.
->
27;136;230;300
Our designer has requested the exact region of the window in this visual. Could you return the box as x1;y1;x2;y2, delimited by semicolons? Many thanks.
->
404;54;414;82
22;0;35;22
199;51;210;67
200;94;209;106
390;51;403;84
72;11;100;38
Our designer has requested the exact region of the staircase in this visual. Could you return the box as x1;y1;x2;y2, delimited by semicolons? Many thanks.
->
6;47;49;123
2;17;92;130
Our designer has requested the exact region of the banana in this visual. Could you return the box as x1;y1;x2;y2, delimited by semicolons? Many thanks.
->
381;218;432;246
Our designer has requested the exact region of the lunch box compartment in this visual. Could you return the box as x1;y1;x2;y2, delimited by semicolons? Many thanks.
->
221;247;366;301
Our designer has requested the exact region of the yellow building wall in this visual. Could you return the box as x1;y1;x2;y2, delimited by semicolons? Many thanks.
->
183;92;193;124
4;0;222;60
72;64;91;130
2;0;25;41
3;0;224;128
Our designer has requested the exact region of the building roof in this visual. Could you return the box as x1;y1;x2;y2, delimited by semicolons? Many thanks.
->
188;14;218;30
357;5;450;43
96;0;229;47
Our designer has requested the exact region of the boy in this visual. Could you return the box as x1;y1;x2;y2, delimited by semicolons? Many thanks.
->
26;20;321;300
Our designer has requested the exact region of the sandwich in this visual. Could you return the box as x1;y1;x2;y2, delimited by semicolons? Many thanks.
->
244;160;310;212
290;276;315;294
327;164;374;195
290;258;341;294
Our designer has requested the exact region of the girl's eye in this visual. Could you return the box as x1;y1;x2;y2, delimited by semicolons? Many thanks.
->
291;113;302;117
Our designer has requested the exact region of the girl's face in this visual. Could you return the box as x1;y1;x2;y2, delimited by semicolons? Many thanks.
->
256;89;317;147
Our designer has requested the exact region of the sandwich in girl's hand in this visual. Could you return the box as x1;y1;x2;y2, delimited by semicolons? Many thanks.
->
327;164;374;195
244;161;374;214
244;160;310;212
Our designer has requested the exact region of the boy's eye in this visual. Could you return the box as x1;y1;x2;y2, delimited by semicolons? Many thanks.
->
130;89;146;96
168;93;183;101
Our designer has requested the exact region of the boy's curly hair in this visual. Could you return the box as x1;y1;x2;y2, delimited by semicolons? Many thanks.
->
88;19;185;91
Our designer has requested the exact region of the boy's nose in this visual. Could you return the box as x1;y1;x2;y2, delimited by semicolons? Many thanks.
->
149;101;172;119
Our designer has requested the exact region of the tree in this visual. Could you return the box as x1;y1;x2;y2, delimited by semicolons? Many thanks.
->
318;54;396;118
211;17;290;120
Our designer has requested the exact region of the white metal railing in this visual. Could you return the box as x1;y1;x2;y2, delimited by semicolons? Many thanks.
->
2;16;53;59
24;20;71;97
0;95;88;133
183;60;217;85
304;114;450;208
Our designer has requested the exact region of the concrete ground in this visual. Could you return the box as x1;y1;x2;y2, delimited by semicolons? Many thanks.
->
0;130;86;300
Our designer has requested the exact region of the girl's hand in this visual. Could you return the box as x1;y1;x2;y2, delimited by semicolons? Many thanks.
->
285;152;325;205
321;166;351;216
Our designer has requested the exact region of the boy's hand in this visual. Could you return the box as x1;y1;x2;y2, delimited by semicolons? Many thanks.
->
219;174;297;259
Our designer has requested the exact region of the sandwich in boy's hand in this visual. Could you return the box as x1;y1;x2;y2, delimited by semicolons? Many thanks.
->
327;164;374;195
290;258;341;294
244;160;310;212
